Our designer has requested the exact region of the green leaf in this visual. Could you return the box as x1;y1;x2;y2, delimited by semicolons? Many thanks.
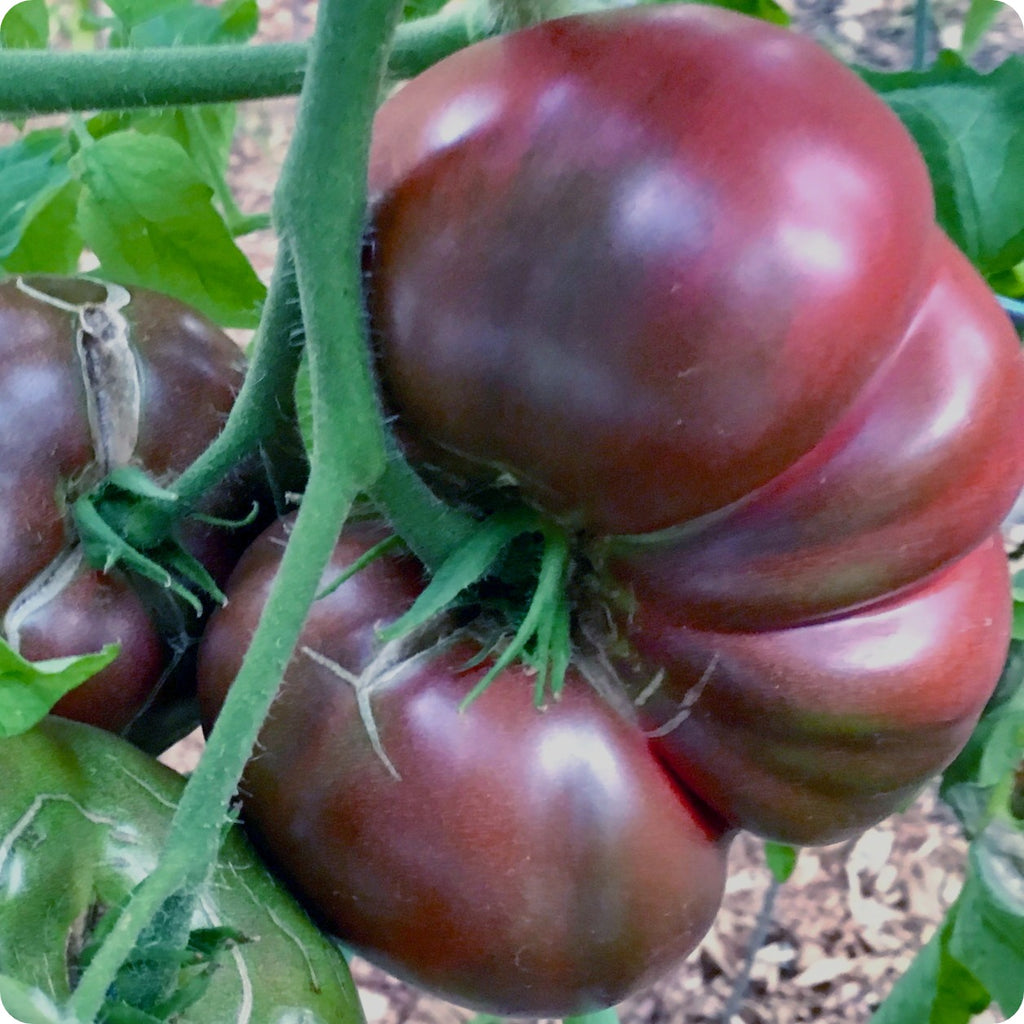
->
1014;599;1024;641
401;0;448;19
71;131;265;328
950;837;1024;1015
764;841;798;882
376;507;537;643
688;0;788;26
0;129;72;264
862;55;1024;277
0;975;75;1024
960;0;1002;57
870;904;991;1024
564;1011;621;1024
128;0;258;47
103;0;190;31
0;637;120;739
1;0;49;48
3;179;83;275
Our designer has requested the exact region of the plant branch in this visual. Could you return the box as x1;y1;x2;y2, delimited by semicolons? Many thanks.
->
0;1;502;115
64;0;397;1015
0;43;307;113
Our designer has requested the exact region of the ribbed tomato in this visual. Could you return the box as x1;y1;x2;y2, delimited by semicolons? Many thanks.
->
198;517;733;1018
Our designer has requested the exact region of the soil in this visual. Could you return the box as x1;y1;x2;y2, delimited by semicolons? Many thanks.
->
153;0;1021;1021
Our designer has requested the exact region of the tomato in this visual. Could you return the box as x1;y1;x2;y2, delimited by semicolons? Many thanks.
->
367;3;938;536
603;235;1024;630
0;716;362;1023
0;275;256;734
611;535;1012;846
364;5;1024;849
198;517;732;1018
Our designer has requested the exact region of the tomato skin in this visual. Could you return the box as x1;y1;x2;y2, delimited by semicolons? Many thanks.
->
0;716;363;1023
613;535;1012;846
0;275;254;734
605;234;1024;630
198;518;732;1018
368;4;935;535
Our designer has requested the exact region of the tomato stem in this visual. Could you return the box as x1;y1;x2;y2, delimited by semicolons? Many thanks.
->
64;0;398;1016
0;3;498;115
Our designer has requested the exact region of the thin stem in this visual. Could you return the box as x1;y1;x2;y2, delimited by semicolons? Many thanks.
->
0;43;307;113
171;244;303;514
912;0;931;70
64;0;397;1015
719;876;781;1024
0;2;502;115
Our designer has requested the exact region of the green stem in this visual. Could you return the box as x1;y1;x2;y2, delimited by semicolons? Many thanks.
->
912;0;931;70
64;0;396;1016
151;243;303;531
0;2;502;115
0;43;307;113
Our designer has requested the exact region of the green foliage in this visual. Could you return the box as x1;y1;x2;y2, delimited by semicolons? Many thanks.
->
71;131;265;326
0;130;74;268
764;841;798;883
863;54;1024;280
1;0;49;49
0;637;119;738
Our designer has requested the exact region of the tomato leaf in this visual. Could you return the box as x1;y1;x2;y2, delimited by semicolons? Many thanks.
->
949;835;1024;1016
943;640;1024;831
862;54;1024;278
71;131;265;328
0;130;73;267
0;975;75;1024
376;507;538;644
0;0;48;49
0;639;120;739
764;841;798;883
2;179;82;275
870;903;992;1024
127;0;258;47
686;0;789;26
960;0;1002;57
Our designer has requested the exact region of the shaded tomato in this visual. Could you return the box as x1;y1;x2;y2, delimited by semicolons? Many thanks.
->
198;517;732;1018
611;535;1012;845
0;716;362;1023
0;275;257;734
367;4;937;535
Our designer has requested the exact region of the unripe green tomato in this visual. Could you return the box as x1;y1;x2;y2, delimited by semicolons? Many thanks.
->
0;717;364;1024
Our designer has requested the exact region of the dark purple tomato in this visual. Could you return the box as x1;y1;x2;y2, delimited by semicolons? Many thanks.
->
0;275;252;733
367;4;936;535
198;517;732;1018
604;234;1024;630
612;534;1012;845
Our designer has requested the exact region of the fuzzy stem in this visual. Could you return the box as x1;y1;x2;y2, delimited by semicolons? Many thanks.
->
0;2;501;115
64;0;397;1016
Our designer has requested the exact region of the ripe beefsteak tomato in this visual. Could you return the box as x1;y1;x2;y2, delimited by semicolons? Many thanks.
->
365;5;1024;845
0;275;254;734
367;3;940;537
198;517;733;1018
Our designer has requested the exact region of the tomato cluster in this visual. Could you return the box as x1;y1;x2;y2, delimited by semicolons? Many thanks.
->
196;4;1024;1018
10;4;1022;1020
0;275;257;734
